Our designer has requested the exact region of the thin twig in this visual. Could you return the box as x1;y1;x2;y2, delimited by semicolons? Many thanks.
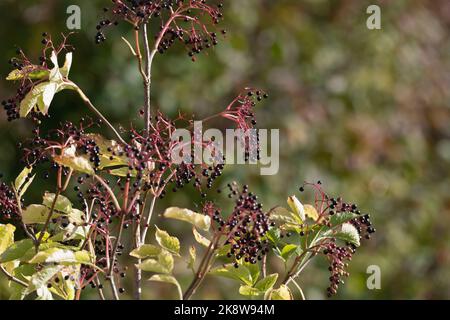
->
0;265;28;288
72;84;127;145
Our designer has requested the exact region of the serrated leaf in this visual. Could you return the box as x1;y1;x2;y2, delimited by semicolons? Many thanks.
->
239;285;263;297
28;248;91;265
270;207;297;224
281;244;298;260
6;68;49;81
267;284;293;300
210;264;253;286
329;212;358;226
192;227;211;247
137;250;174;274
0;224;15;255
43;193;72;213
0;238;34;263
130;244;162;259
287;195;305;223
163;207;211;231
255;273;279;292
155;227;180;255
334;223;360;247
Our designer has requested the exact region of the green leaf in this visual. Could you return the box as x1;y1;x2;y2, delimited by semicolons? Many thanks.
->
14;167;35;195
22;204;55;225
269;207;297;224
155;227;180;255
137;250;174;274
28;248;92;265
163;207;211;231
255;273;279;292
130;244;162;259
266;284;293;300
245;262;261;285
329;212;358;226
333;223;360;247
0;238;34;263
210;264;253;286
192;227;211;247
0;224;15;255
148;274;180;287
216;244;231;257
266;228;281;244
239;285;263;297
6;68;49;81
43;193;72;213
287;195;305;223
281;244;298;260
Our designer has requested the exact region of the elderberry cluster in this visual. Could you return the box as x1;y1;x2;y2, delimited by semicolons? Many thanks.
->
207;183;273;267
96;0;225;61
0;175;20;221
323;241;353;297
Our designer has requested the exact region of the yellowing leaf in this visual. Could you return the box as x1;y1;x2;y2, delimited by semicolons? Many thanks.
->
43;193;72;213
304;204;319;221
137;250;174;274
266;284;293;300
192;227;211;247
163;207;211;231
0;224;15;255
155;227;180;255
239;285;263;297
130;244;162;259
53;145;95;175
22;204;54;225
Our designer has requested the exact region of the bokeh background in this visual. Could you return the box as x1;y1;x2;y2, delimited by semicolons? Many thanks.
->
1;0;449;299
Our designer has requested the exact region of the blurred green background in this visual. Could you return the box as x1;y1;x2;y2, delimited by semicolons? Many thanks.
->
1;0;449;299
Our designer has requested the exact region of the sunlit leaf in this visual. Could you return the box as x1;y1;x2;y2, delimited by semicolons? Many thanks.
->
155;227;180;255
266;284;293;300
43;193;72;213
192;227;211;247
0;224;15;255
287;195;305;223
137;250;174;274
255;273;278;292
130;244;162;259
163;207;211;231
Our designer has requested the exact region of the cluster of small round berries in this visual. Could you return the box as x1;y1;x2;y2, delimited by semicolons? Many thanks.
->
96;0;225;61
0;175;20;221
2;34;73;122
323;241;353;297
206;183;272;267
